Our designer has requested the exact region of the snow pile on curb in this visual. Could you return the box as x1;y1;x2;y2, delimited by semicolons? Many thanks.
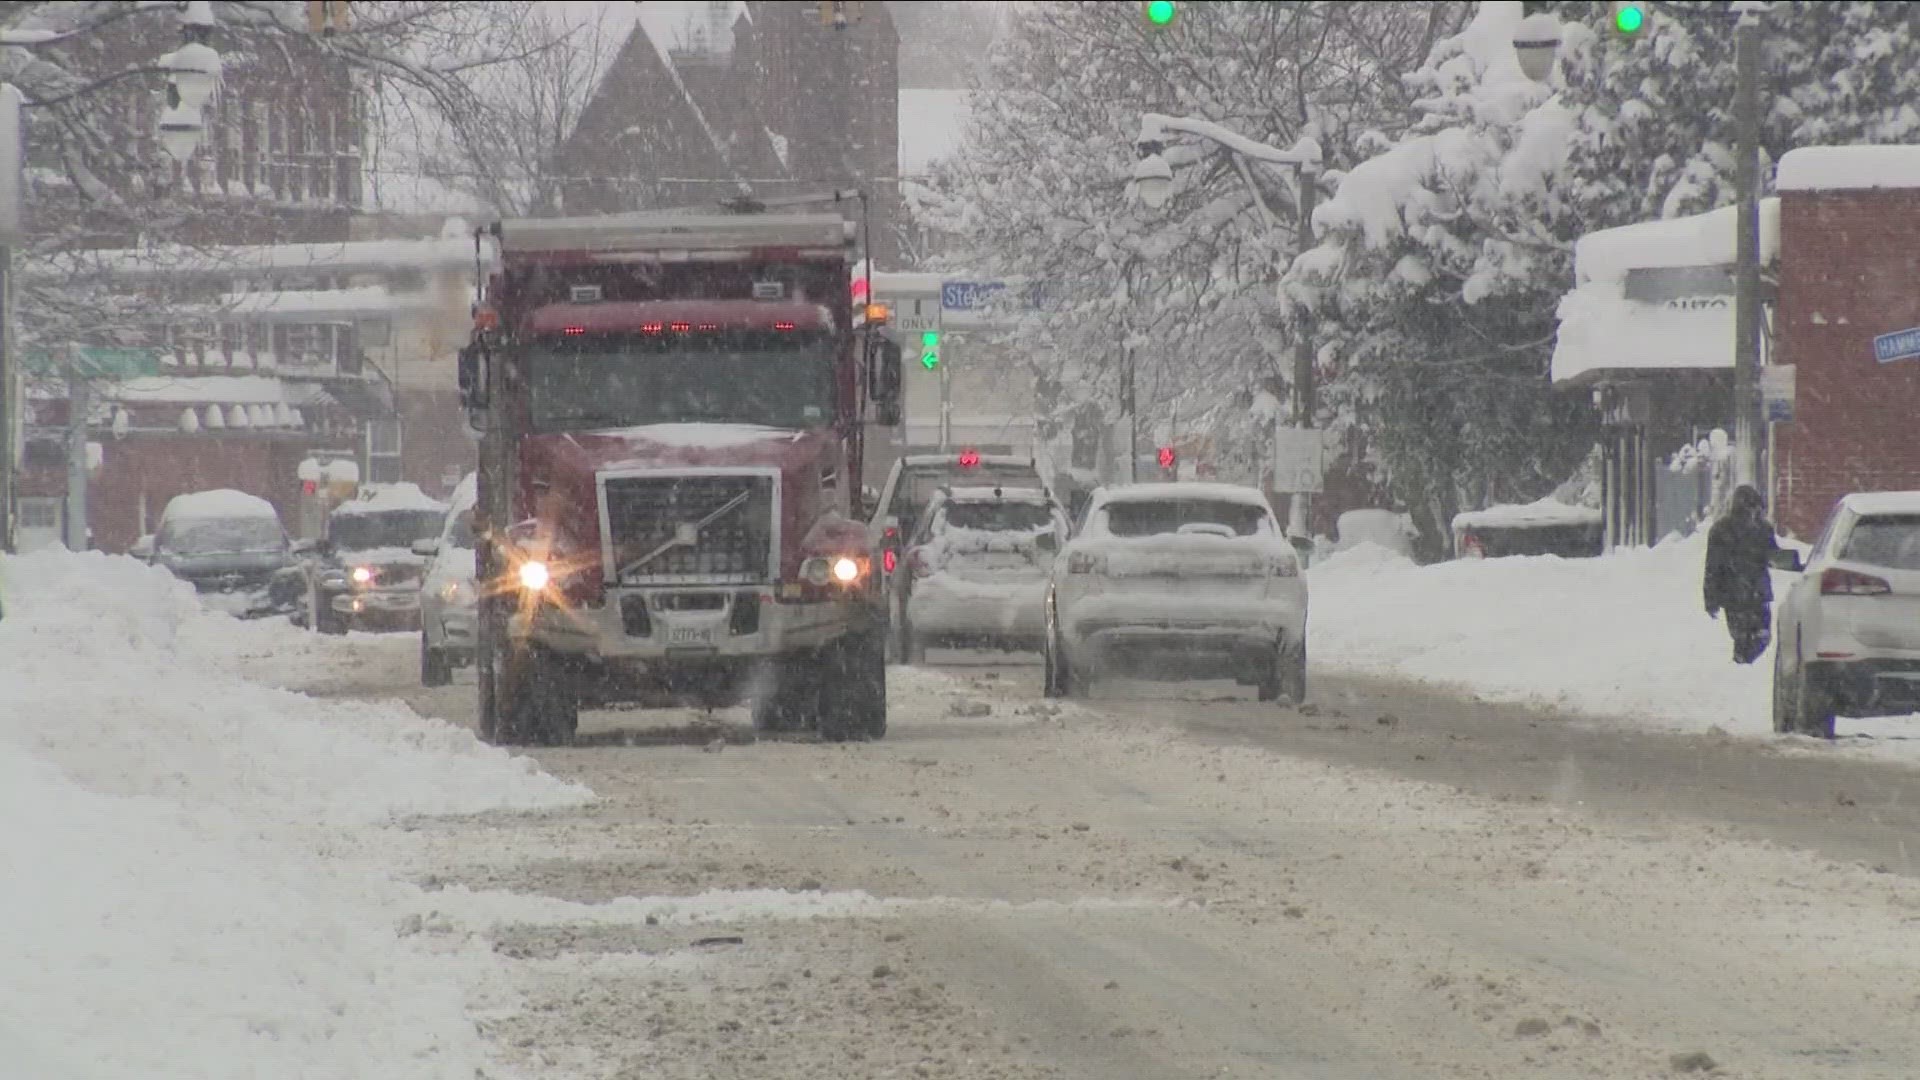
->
0;550;589;824
1308;535;1920;743
0;549;593;1079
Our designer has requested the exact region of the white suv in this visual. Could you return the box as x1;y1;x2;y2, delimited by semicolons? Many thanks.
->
1772;491;1920;738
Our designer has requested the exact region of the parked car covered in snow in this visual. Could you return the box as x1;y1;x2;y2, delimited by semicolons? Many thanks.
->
133;489;305;619
416;473;478;686
1043;482;1307;704
1334;508;1419;561
294;482;448;634
1771;491;1920;739
890;485;1068;661
1452;499;1604;560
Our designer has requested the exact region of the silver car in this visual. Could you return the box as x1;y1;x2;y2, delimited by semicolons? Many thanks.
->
1043;482;1308;704
417;474;478;687
1772;491;1920;738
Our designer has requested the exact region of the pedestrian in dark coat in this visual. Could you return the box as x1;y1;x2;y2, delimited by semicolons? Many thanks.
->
1703;484;1780;664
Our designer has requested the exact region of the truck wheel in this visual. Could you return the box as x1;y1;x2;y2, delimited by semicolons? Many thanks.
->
751;660;818;734
421;634;452;688
497;647;580;746
819;628;887;742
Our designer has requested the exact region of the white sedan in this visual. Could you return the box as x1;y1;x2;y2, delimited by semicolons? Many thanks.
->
1772;490;1920;739
1043;482;1307;703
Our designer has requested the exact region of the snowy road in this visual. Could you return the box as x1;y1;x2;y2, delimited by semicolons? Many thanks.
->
247;635;1920;1080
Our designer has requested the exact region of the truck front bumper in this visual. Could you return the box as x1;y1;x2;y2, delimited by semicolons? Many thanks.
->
516;585;868;662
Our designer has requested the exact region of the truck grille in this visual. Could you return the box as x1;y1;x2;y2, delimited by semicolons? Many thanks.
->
602;474;776;584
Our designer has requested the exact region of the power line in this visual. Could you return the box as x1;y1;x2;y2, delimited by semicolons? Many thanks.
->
356;163;934;188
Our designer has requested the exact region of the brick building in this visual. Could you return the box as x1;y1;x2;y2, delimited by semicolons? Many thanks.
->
553;1;901;264
1770;146;1920;540
1553;144;1920;548
9;6;400;552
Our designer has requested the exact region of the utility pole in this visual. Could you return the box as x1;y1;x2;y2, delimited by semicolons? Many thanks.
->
1731;5;1764;491
937;348;952;452
64;346;88;551
1288;168;1320;537
0;83;22;554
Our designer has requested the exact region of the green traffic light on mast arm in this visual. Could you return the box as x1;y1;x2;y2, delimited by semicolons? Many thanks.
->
920;329;940;370
1144;1;1176;27
1613;1;1646;34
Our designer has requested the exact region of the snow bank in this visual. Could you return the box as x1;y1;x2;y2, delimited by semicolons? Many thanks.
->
0;549;591;1079
158;487;278;523
1308;535;1920;747
0;550;586;824
1776;144;1920;192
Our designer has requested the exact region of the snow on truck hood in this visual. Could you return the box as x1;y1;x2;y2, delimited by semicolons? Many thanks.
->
534;423;832;473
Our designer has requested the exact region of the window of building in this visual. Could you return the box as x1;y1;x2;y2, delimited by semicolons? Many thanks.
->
367;419;402;484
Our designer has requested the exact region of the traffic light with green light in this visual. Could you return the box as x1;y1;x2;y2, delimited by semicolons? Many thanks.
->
920;329;941;371
1612;0;1646;35
1143;1;1177;27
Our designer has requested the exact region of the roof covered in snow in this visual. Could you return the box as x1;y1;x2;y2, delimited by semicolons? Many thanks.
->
1840;490;1920;517
333;482;447;517
1552;198;1780;385
1776;145;1920;193
22;235;491;285
159;489;279;524
1453;498;1603;531
97;376;335;408
1572;199;1780;290
1098;482;1271;507
1552;292;1738;386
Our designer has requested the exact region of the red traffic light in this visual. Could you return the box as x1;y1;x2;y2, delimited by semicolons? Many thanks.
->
958;448;980;468
1157;446;1176;470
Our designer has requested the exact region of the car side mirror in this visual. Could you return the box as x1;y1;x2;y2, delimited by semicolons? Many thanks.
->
129;535;155;561
1035;532;1058;554
1290;535;1313;570
867;338;903;427
1769;548;1804;573
457;344;489;412
412;538;441;558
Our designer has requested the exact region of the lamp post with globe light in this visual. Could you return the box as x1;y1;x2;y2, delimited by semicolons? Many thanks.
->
155;1;222;165
1130;112;1323;536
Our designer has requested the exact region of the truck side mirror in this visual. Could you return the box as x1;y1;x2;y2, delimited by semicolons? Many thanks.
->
868;338;902;427
457;344;488;411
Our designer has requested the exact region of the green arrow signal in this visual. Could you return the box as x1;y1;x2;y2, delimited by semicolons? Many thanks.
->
921;350;939;371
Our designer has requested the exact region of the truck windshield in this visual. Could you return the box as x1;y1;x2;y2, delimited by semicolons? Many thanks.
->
528;330;836;432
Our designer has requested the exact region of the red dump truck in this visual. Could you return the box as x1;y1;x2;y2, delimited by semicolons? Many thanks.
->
457;207;904;745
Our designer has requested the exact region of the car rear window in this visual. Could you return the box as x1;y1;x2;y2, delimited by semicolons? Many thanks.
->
1105;499;1269;538
903;465;1039;512
942;501;1054;532
1841;515;1920;570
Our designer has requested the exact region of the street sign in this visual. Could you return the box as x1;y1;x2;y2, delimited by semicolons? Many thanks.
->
1272;427;1325;494
1872;327;1920;365
941;280;1008;312
1761;364;1796;423
23;347;163;379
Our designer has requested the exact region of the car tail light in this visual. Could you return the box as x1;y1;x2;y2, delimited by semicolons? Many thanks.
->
883;547;897;574
1820;567;1892;596
908;548;933;578
1460;533;1485;559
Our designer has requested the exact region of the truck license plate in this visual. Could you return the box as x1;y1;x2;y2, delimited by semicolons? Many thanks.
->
665;626;715;646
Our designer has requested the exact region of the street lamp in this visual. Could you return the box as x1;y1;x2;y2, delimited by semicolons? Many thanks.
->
1511;12;1562;82
1130;112;1324;535
1131;145;1173;209
155;2;223;163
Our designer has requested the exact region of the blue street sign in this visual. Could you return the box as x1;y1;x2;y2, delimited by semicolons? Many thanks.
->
941;280;1008;311
1872;327;1920;364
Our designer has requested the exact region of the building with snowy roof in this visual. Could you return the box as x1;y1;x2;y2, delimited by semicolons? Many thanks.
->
1553;143;1920;546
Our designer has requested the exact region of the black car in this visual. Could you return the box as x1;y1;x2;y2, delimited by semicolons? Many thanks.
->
134;490;305;619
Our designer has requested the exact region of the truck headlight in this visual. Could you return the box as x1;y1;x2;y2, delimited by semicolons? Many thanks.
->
831;556;861;583
518;560;551;592
350;565;375;585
